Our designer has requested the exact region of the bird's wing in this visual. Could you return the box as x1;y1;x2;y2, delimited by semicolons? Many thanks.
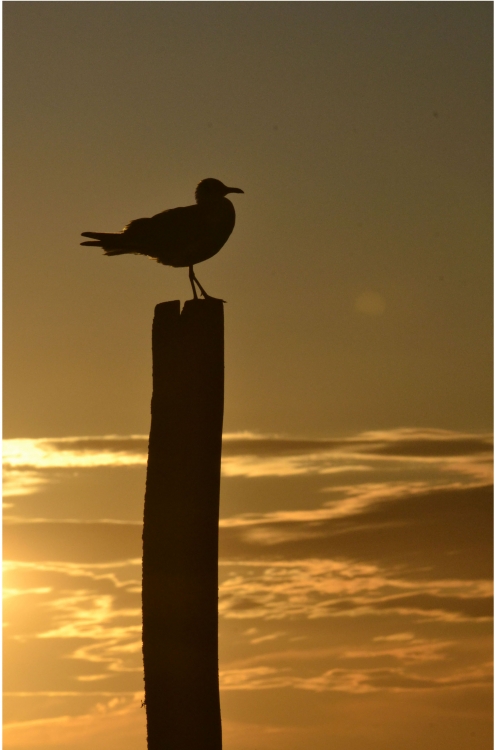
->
121;205;202;263
148;205;202;240
122;217;153;235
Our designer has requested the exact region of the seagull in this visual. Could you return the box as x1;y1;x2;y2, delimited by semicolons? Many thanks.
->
81;178;244;300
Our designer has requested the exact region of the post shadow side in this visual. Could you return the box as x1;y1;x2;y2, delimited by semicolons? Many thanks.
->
142;298;224;750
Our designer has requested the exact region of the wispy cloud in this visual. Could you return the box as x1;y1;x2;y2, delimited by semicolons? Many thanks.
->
3;437;148;496
4;553;491;700
3;436;149;470
3;469;53;498
219;559;492;623
219;661;493;694
3;427;492;742
4;559;143;680
3;694;145;749
220;480;454;529
3;429;492;496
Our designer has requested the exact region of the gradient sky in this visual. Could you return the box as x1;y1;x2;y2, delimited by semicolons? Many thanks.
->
3;3;493;750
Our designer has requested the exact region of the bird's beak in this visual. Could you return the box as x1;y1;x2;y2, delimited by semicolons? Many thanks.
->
225;187;244;194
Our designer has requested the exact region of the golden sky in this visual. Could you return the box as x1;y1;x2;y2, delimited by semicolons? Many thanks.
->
3;3;493;750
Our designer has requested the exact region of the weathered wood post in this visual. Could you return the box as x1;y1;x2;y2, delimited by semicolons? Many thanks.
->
142;298;224;750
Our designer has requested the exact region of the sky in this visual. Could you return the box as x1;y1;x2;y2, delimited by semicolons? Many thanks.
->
3;3;493;750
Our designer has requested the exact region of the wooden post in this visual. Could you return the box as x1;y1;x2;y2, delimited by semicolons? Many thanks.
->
142;298;224;750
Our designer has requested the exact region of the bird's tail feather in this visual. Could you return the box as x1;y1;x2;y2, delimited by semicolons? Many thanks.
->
80;231;131;254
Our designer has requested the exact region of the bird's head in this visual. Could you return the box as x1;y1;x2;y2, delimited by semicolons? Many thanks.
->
195;178;244;203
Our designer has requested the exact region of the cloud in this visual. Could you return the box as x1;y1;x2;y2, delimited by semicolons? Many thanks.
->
343;634;453;663
217;630;493;701
370;593;493;620
4;560;143;685
5;481;492;606
221;428;492;479
219;661;493;694
5;550;490;703
219;482;493;579
227;634;456;668
4;555;491;727
3;437;148;471
296;662;493;693
3;428;492;496
3;694;146;749
3;470;53;498
3;427;492;736
218;558;492;623
3;438;148;497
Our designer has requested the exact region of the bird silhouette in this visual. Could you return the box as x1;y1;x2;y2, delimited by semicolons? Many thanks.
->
81;178;244;299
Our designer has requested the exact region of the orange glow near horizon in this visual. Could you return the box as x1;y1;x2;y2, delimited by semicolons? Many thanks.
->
3;428;493;748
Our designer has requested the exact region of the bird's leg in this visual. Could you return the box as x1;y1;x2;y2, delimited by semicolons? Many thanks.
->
189;266;225;302
188;266;199;300
191;269;212;299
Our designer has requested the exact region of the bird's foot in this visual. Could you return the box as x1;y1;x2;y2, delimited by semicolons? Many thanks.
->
200;291;226;303
189;267;226;302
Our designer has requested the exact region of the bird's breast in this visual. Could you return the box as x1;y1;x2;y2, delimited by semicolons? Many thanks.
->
203;199;236;232
191;199;236;262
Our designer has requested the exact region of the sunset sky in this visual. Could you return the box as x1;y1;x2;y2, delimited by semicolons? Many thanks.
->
3;3;493;750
